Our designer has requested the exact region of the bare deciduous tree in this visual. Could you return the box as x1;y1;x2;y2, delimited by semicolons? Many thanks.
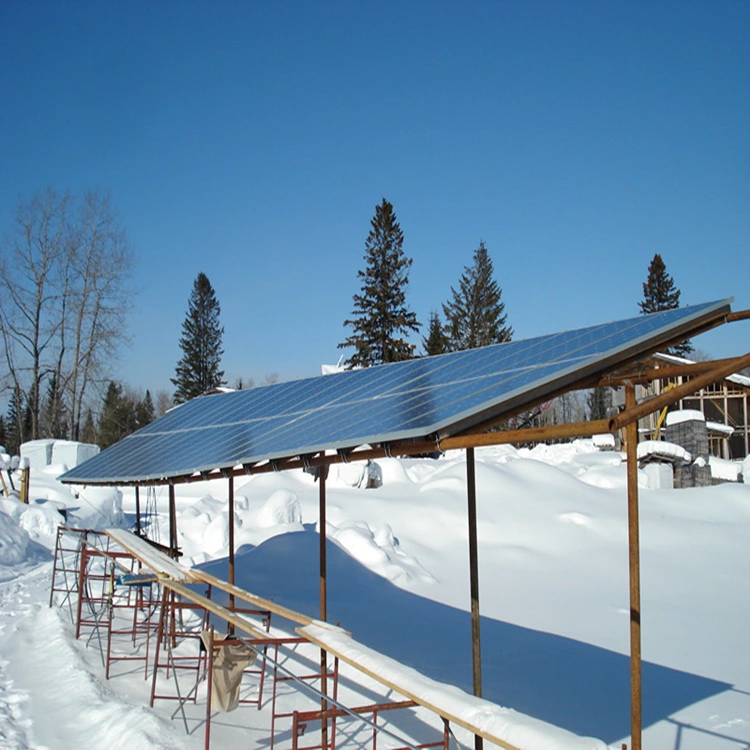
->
0;188;134;442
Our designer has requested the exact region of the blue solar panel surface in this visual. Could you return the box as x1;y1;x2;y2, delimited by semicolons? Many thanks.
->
60;299;731;484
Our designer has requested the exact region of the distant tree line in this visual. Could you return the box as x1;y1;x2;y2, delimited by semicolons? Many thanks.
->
2;190;697;455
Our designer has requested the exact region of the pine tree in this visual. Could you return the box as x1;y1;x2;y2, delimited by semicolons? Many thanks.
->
442;240;512;351
423;311;449;356
339;199;420;367
5;391;23;455
587;387;612;421
639;253;693;356
98;381;126;449
135;390;155;429
41;371;67;438
80;408;97;445
172;273;225;402
0;416;6;450
98;381;143;448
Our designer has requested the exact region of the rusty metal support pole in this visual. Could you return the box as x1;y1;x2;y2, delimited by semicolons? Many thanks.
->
625;385;642;750
466;447;483;750
228;475;235;635
135;486;141;535
319;465;329;749
168;483;177;559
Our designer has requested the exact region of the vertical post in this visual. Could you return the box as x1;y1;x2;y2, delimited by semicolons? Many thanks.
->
625;384;642;750
228;475;235;635
319;463;329;749
168;483;177;559
466;447;483;750
20;459;30;503
135;486;141;535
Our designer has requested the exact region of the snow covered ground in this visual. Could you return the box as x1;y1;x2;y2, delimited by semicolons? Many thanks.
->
0;440;748;749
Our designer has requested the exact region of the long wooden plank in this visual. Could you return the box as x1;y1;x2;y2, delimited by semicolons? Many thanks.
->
190;568;323;628
160;578;269;640
299;625;521;750
105;529;192;581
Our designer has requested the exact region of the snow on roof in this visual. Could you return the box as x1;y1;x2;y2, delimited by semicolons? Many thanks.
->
706;421;735;436
637;440;691;464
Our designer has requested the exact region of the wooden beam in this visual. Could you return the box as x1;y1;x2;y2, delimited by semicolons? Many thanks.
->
159;578;269;640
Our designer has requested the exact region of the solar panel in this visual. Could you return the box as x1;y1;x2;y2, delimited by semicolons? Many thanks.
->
60;299;732;484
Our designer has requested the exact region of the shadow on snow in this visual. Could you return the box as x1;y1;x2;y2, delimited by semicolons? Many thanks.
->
198;528;729;744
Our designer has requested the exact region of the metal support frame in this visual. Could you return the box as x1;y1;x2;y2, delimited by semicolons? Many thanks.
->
465;447;483;750
625;385;642;750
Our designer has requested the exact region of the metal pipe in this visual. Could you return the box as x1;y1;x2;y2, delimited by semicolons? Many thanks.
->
466;447;483;750
135;486;141;535
625;385;642;750
319;464;329;749
228;475;235;635
168;484;177;559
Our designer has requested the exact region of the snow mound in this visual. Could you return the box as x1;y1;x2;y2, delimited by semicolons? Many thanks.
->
253;489;303;527
0;497;63;549
0;509;30;566
327;519;436;585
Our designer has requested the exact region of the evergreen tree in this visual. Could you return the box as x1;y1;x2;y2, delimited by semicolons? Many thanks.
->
339;199;420;367
5;391;23;455
97;381;139;448
135;390;155;429
80;408;97;445
41;371;67;438
587;386;613;421
442;240;512;351
639;253;693;356
423;311;448;356
172;273;225;403
0;416;6;450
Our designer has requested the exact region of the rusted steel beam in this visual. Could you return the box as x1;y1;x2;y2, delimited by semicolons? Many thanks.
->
600;356;745;387
442;420;611;450
609;352;750;433
625;385;642;750
319;463;329;750
466;447;484;750
168;483;177;559
727;309;750;322
228;474;235;634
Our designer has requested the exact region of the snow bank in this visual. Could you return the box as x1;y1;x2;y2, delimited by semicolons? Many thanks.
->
0;496;63;550
8;605;183;749
0;508;30;566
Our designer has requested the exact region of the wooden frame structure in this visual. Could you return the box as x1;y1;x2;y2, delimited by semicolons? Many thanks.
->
59;307;749;750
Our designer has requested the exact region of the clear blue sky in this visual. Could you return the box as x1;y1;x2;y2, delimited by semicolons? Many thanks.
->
1;0;748;398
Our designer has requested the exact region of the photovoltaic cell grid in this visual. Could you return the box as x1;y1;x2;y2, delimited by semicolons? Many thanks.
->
60;299;732;484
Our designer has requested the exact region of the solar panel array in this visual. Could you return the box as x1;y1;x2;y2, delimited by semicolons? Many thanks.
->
60;299;731;484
